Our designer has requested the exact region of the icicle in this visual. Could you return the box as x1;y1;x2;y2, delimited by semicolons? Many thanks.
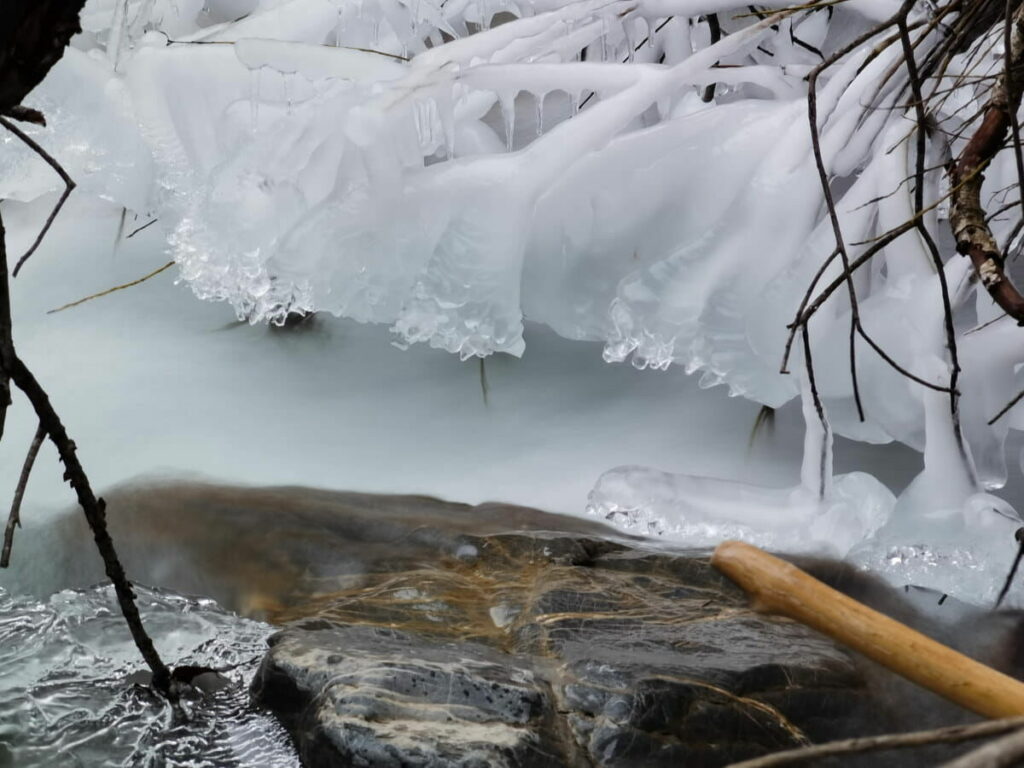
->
413;99;429;148
108;0;129;72
129;0;158;41
568;89;580;117
336;7;344;46
655;95;671;121
499;92;516;151
799;368;833;500
624;18;637;63
438;89;455;159
535;92;546;137
283;72;293;115
250;68;261;133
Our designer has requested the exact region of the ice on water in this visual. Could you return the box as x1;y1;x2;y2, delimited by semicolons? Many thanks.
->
0;584;297;768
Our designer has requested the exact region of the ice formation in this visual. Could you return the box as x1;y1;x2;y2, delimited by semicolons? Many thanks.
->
6;0;1024;602
0;584;297;767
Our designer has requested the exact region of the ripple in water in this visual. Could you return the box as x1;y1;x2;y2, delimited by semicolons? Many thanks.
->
0;584;299;767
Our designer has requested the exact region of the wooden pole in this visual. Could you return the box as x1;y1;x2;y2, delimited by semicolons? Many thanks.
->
711;540;1024;719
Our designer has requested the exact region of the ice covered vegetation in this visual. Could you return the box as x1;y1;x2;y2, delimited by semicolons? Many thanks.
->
8;0;1024;602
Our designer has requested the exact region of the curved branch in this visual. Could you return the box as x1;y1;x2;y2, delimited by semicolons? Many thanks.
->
949;1;1024;322
0;208;173;698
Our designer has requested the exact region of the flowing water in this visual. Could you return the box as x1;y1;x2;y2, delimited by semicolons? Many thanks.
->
0;584;299;767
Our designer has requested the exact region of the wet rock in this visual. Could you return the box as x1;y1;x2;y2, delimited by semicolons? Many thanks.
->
255;626;564;768
250;530;870;767
161;487;861;768
18;483;936;766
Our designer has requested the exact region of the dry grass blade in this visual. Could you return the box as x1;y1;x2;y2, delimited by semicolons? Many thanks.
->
47;261;175;315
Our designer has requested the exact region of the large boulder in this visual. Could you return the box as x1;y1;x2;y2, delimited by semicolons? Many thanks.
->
14;482;986;766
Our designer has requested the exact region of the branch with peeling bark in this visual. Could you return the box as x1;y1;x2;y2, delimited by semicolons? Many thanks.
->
949;1;1024;322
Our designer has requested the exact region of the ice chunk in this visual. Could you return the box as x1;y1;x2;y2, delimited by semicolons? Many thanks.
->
851;358;1024;605
588;465;894;556
588;379;895;556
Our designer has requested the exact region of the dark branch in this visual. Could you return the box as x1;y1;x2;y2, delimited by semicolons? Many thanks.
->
1;421;44;567
0;115;76;276
729;716;1024;767
0;198;173;698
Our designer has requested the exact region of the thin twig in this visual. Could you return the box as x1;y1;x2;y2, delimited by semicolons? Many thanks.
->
726;716;1024;767
126;218;158;239
1;422;45;567
898;16;964;428
0;116;76;277
702;14;722;102
990;384;1024;423
995;527;1024;607
802;325;829;498
939;726;1024;767
806;55;867;420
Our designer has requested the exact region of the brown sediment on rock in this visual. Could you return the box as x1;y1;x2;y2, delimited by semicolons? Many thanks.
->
40;481;1005;767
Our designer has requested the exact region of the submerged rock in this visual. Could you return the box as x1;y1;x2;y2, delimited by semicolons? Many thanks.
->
250;531;864;768
140;486;863;767
6;482;983;767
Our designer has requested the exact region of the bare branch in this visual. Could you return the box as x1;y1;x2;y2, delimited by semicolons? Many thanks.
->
1;421;44;567
990;384;1024;423
802;325;830;498
727;717;1024;768
0;204;173;697
995;527;1024;607
940;726;1024;767
949;1;1024;323
126;218;158;239
0;115;76;277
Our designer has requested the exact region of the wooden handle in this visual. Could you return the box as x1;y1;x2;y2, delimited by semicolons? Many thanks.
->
711;540;1024;719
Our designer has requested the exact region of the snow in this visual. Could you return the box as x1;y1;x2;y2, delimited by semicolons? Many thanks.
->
3;0;1024;606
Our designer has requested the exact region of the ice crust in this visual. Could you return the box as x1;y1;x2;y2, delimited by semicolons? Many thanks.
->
0;584;297;767
6;0;1024;603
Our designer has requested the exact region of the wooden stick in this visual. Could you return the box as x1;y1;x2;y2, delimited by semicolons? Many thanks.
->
711;540;1024;719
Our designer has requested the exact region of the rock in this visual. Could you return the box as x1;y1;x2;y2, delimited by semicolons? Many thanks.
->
14;482;969;766
160;488;861;768
249;530;872;767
